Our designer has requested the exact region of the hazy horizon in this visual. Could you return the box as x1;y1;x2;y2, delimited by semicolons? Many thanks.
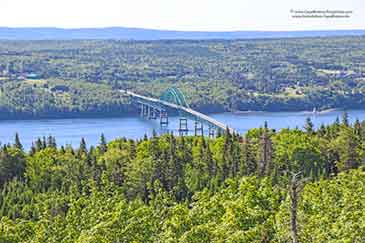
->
1;0;364;31
1;26;365;32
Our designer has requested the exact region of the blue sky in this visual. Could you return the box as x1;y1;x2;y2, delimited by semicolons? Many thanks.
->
1;0;364;30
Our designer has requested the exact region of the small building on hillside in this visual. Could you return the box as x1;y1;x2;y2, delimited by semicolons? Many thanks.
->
17;75;26;80
51;85;70;93
26;73;40;79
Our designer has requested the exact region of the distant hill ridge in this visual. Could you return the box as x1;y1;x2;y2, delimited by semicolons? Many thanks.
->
0;27;364;40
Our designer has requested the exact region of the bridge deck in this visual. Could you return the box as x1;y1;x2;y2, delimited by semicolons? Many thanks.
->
122;90;236;134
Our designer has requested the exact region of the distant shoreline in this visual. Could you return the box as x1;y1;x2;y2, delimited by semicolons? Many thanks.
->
0;107;352;121
232;108;343;115
0;27;364;40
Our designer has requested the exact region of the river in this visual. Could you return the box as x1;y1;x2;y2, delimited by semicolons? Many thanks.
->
0;110;363;150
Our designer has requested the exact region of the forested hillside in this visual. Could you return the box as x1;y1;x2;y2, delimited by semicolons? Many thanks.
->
0;79;133;119
1;115;365;242
1;36;365;118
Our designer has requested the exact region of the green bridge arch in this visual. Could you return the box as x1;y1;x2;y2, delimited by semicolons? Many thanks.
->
160;87;189;108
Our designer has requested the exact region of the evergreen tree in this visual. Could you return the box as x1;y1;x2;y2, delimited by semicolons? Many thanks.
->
354;119;362;137
152;129;157;138
14;133;23;151
259;127;273;176
205;143;216;179
317;124;327;137
99;133;107;154
0;147;26;186
304;117;314;134
46;136;57;148
341;111;349;127
29;142;36;156
41;136;47;149
35;138;43;151
78;138;87;157
60;145;66;154
333;127;359;170
242;138;256;175
222;130;233;181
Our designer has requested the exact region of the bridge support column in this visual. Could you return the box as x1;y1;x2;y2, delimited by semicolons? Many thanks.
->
179;118;189;136
149;108;157;120
147;105;151;119
194;120;204;136
140;104;145;117
208;126;215;138
160;110;169;127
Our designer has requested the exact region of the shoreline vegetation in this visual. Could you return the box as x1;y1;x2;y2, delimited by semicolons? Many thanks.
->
232;107;342;115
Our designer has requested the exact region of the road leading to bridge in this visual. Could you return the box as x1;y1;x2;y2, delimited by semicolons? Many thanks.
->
121;89;236;134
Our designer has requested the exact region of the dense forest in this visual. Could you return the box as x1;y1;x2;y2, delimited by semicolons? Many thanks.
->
0;36;365;118
1;114;365;242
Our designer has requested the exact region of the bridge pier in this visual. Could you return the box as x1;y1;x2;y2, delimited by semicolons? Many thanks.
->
147;106;158;120
140;103;147;118
140;103;157;120
194;120;204;136
149;108;157;119
179;118;189;136
160;110;169;127
208;126;215;138
145;105;150;119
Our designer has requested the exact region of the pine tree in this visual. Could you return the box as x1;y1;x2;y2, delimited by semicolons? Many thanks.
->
152;129;157;138
29;142;36;156
129;140;136;159
14;133;23;151
345;132;359;170
99;133;107;154
318;124;327;137
65;144;75;155
354;119;362;137
222;130;233;181
336;127;360;170
341;111;349;127
35;138;43;151
258;126;273;176
167;135;179;191
205;143;216;179
42;136;47;149
60;145;66;154
79;138;87;157
46;135;57;148
242;137;256;175
304;117;314;134
87;146;96;167
230;141;241;177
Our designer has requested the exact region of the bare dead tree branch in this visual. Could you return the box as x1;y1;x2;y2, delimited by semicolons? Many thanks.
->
289;171;309;243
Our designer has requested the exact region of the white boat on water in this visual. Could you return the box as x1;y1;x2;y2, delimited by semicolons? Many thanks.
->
313;107;317;114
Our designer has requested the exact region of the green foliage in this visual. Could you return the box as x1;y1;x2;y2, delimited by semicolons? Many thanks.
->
0;147;25;186
1;37;365;118
273;129;324;177
275;169;365;243
1;119;365;242
0;79;133;119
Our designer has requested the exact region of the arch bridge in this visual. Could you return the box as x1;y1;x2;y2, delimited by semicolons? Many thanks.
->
121;87;236;136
